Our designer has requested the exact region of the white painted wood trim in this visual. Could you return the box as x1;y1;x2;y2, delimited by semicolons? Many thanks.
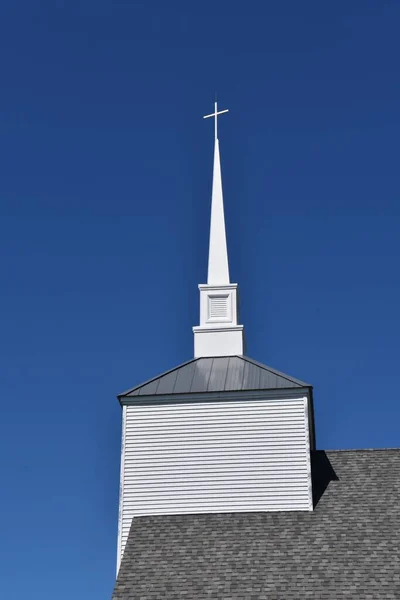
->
116;405;126;575
304;396;313;510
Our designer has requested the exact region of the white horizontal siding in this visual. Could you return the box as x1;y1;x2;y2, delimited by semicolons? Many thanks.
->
116;405;126;575
119;397;312;563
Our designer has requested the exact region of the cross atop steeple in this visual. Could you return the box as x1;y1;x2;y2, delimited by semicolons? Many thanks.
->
203;101;229;140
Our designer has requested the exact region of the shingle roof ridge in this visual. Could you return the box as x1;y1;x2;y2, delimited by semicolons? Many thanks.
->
324;447;400;453
117;357;199;398
241;355;312;388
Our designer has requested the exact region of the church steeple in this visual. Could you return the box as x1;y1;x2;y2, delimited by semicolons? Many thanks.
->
205;103;230;285
193;102;244;358
114;103;315;579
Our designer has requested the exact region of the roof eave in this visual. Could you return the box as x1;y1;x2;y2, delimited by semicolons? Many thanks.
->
118;385;313;406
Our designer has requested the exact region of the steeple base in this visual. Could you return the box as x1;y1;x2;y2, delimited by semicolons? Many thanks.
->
192;283;244;358
193;325;244;358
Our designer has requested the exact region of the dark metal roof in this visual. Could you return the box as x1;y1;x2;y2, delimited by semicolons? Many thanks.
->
112;448;400;600
118;355;311;399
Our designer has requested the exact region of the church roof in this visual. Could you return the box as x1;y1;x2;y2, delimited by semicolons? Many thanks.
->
112;448;400;600
118;355;311;400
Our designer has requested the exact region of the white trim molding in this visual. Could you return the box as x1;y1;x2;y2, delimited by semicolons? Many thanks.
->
116;405;126;575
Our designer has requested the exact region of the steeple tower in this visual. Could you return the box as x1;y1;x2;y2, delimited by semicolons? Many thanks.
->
193;102;244;357
114;103;315;578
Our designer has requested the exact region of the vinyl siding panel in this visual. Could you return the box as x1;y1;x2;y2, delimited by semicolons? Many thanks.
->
119;397;312;563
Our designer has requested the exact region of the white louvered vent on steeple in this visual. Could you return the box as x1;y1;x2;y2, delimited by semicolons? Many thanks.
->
209;295;229;319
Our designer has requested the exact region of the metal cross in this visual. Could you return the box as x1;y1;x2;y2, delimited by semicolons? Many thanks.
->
203;101;229;140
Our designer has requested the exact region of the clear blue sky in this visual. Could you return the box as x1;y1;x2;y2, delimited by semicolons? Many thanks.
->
1;1;399;598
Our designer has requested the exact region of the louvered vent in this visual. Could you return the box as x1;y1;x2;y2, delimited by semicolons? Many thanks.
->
209;295;228;319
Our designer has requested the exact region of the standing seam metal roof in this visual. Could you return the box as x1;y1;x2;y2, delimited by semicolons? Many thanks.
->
118;356;311;398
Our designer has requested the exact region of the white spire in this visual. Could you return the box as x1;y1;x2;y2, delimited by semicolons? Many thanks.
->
207;138;230;284
204;102;230;285
193;101;244;358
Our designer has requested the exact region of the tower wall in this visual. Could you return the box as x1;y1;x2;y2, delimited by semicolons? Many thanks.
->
117;394;313;569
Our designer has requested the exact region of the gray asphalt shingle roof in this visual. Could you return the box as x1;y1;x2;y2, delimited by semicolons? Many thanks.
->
111;449;400;600
118;355;311;399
